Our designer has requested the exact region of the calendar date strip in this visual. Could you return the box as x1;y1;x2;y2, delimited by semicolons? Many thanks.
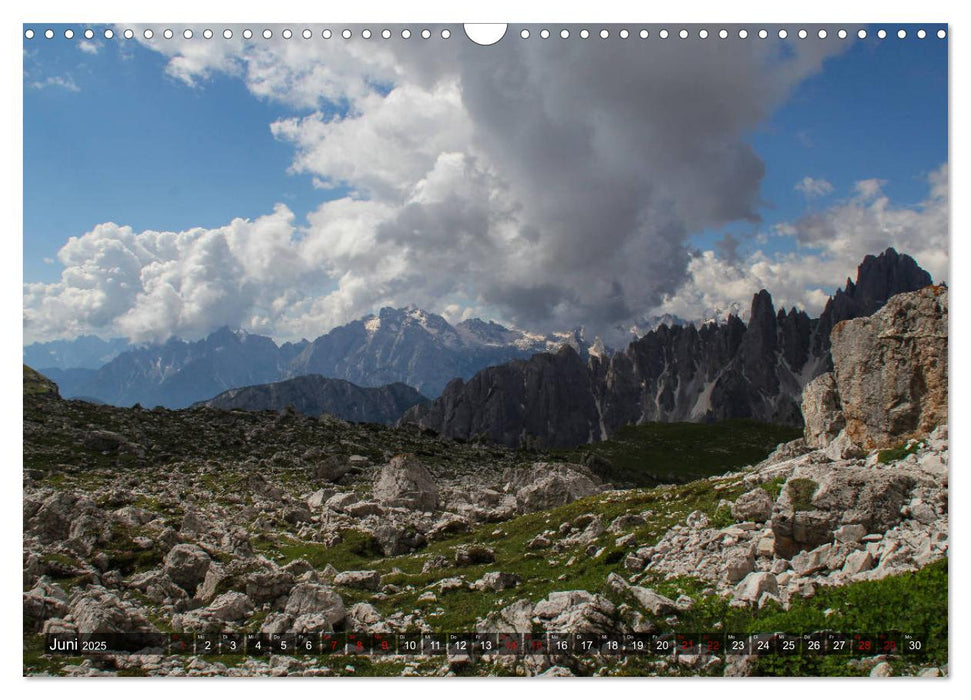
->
42;631;928;657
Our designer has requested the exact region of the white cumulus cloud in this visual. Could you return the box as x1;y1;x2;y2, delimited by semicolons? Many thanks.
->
25;28;945;346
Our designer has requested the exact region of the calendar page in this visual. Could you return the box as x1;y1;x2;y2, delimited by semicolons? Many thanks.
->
22;20;948;679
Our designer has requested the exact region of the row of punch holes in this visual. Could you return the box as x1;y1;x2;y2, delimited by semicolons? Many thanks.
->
24;26;948;41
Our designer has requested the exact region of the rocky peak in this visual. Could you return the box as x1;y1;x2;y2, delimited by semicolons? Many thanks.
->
813;248;932;354
803;285;947;453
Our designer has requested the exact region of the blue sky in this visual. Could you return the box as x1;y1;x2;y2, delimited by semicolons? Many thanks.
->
694;31;947;263
22;25;949;342
24;39;327;283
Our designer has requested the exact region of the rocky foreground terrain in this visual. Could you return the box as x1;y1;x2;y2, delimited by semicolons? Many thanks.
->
22;287;948;677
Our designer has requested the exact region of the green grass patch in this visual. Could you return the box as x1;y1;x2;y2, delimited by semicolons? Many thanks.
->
787;478;818;512
559;420;801;486
878;440;925;465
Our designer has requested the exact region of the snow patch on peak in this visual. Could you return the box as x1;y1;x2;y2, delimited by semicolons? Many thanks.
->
364;316;381;335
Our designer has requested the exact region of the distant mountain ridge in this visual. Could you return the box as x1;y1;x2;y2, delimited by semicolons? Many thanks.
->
24;335;132;370
196;375;427;425
402;248;934;449
42;307;586;408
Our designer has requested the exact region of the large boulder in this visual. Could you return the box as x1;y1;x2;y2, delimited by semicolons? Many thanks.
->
244;567;296;605
822;286;947;451
69;586;156;634
476;599;534;634
284;583;346;627
532;590;619;634
372;454;439;511
163;544;211;594
333;570;382;591
506;463;602;513
372;523;426;556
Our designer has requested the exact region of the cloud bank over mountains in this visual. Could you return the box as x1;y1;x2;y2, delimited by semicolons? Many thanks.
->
23;30;948;344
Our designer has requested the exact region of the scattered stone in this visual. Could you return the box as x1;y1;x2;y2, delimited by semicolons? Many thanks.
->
455;544;496;566
474;572;521;591
733;572;779;606
731;489;774;523
333;570;381;591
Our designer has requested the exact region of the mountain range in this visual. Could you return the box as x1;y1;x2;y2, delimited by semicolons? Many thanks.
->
34;307;585;408
402;248;934;448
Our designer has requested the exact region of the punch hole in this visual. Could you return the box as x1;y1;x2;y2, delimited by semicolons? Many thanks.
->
64;29;75;39
464;24;507;46
84;29;94;39
203;29;213;39
24;29;34;39
123;29;134;39
223;29;233;40
163;29;173;39
183;29;193;39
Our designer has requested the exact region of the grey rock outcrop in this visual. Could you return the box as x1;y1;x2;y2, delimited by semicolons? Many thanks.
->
829;285;947;450
805;285;947;453
802;373;845;449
